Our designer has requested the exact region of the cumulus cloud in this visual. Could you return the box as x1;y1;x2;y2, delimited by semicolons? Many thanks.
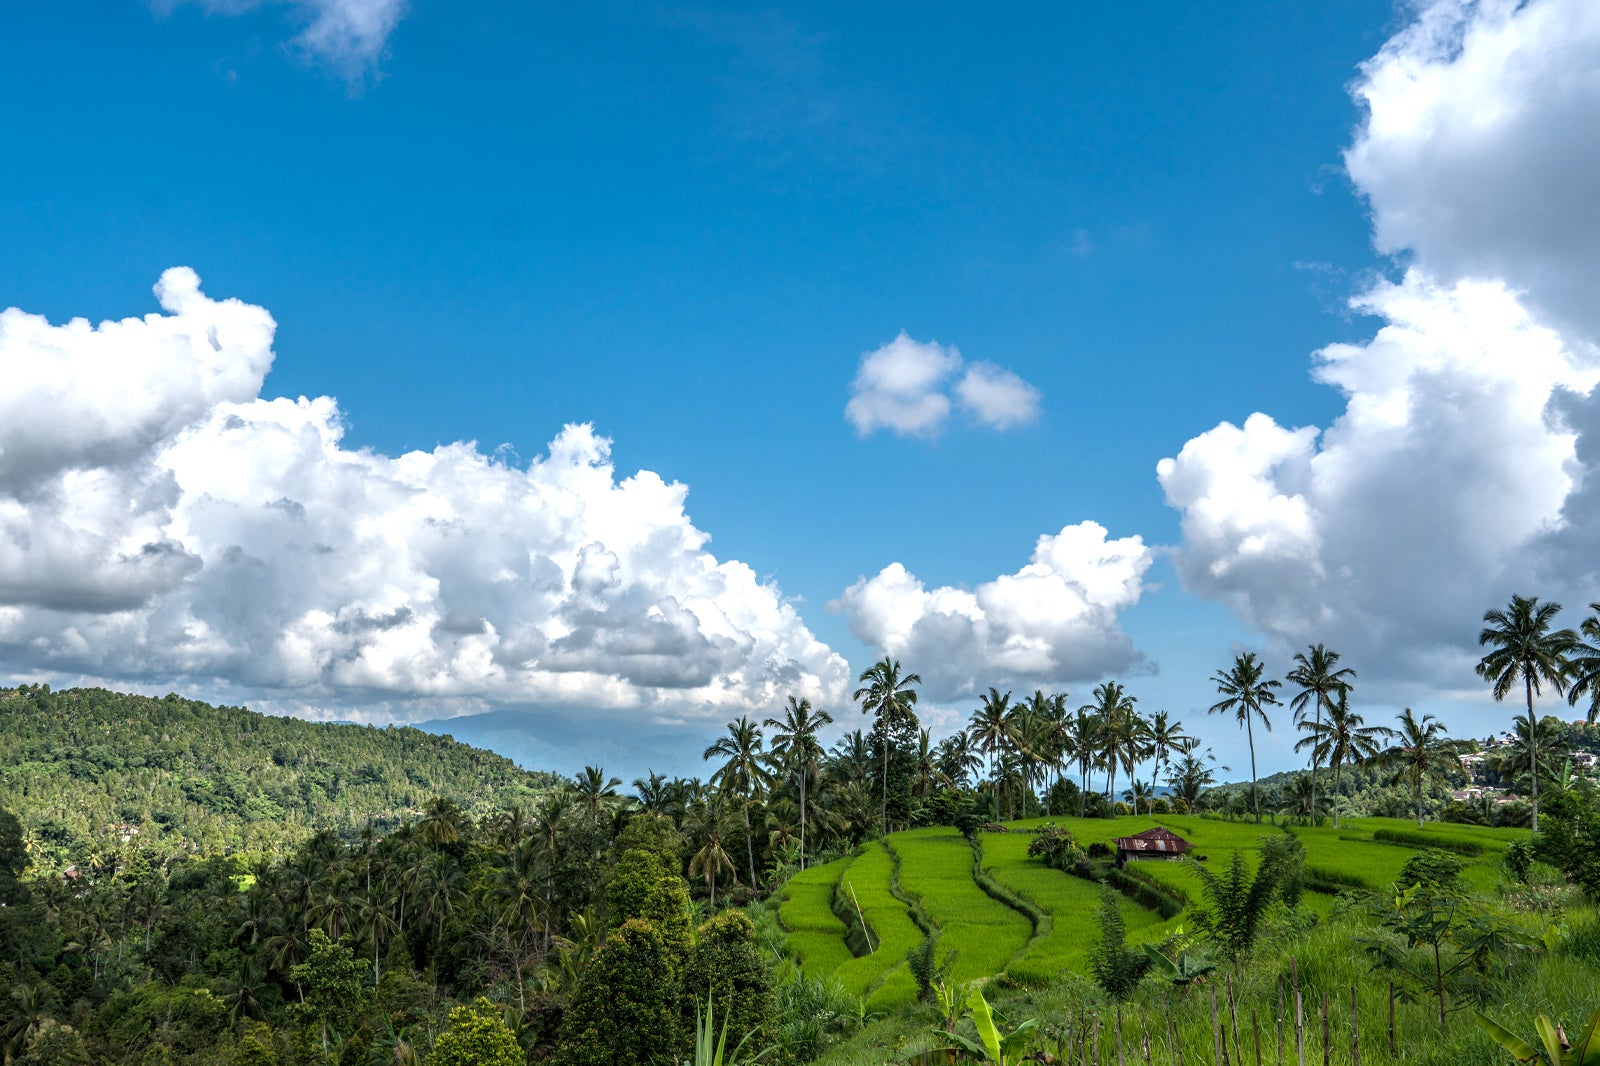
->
832;521;1154;700
155;0;407;80
844;332;1041;437
1160;0;1600;686
0;270;850;722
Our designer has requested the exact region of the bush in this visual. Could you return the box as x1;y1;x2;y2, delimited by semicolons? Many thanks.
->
1026;823;1086;871
1113;801;1131;816
429;998;523;1066
1150;798;1171;815
1505;839;1535;884
904;934;959;1002
1087;841;1113;860
1397;848;1465;888
1090;886;1149;1001
1258;833;1306;909
559;919;683;1066
682;910;775;1058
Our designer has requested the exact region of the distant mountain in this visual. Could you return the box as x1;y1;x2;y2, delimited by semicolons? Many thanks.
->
416;706;715;784
0;684;558;867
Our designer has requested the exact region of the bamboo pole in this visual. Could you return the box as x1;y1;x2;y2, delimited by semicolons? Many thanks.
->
1143;1010;1153;1065
1321;994;1331;1066
1277;976;1286;1066
1211;986;1225;1066
1291;958;1305;1066
1118;1005;1126;1066
1228;973;1244;1066
1253;1009;1262;1066
1351;987;1360;1066
1094;1012;1102;1066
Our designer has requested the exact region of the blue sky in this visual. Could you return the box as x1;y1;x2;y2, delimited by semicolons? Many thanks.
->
5;1;1600;782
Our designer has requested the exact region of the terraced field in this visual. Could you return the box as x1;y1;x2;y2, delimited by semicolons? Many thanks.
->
776;814;1519;1006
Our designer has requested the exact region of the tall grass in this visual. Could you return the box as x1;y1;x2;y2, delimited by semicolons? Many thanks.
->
888;828;1033;986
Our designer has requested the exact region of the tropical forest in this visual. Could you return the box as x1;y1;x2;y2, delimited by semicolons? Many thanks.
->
3;595;1600;1066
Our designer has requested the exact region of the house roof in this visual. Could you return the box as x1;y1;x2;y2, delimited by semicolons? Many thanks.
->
1112;826;1192;854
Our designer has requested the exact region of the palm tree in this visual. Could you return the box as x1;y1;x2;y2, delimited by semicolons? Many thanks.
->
1147;710;1193;808
969;687;1018;815
572;766;624;825
1067;708;1100;816
764;695;834;871
1084;682;1138;809
1039;692;1074;813
1477;595;1579;830
1296;689;1389;828
1565;602;1600;725
1209;652;1281;822
1286;644;1356;826
1123;780;1155;813
1487;713;1569;807
854;658;922;836
911;729;952;800
704;715;769;890
1374;708;1456;828
935;730;984;790
1166;748;1225;810
687;801;738;908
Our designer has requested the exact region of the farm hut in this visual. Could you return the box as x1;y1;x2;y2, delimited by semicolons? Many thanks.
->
1112;826;1192;865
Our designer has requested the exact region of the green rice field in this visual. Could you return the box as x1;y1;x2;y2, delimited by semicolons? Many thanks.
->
776;814;1522;1007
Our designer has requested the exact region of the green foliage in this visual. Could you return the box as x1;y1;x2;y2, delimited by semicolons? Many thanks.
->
288;930;372;1060
1399;847;1467;888
904;934;959;1002
559;919;683;1066
1259;832;1306;908
1024;822;1085;871
1371;826;1484;854
428;998;523;1066
1191;850;1281;962
1476;1006;1600;1066
1362;881;1518;1027
1508;839;1537;883
1536;790;1600;899
1089;886;1149;1001
0;685;554;866
684;910;775;1060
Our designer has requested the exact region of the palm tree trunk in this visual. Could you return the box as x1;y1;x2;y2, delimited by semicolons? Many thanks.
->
1416;772;1424;828
800;771;807;872
1332;760;1343;830
743;797;758;890
1080;762;1088;817
881;721;890;837
1526;676;1539;834
1246;715;1259;822
1311;699;1322;827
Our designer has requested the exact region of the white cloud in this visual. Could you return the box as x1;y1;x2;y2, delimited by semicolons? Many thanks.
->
954;362;1042;431
832;521;1154;700
156;0;407;81
1160;0;1600;686
0;270;850;723
844;332;1041;437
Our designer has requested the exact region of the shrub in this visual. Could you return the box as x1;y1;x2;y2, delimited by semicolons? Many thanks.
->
429;998;523;1066
1398;848;1465;889
904;934;959;1002
1087;841;1113;860
1150;798;1171;815
1258;833;1306;909
1113;801;1131;816
1505;839;1535;884
1026;823;1085;871
559;919;683;1066
1090;886;1149;1001
682;910;775;1058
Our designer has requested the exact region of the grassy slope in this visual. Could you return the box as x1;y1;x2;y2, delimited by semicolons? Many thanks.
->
780;814;1525;1000
777;855;857;976
889;828;1033;987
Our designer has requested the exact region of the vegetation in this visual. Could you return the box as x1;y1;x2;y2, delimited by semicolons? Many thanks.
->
7;593;1600;1064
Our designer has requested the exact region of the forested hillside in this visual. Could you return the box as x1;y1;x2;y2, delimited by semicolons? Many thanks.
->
0;684;557;866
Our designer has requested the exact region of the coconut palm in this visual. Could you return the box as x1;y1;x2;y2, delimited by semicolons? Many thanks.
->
969;687;1019;815
1566;602;1600;725
1373;708;1457;828
1166;748;1225;809
1208;652;1281;822
854;657;921;836
1286;644;1356;826
1487;713;1570;806
572;766;624;825
704;714;770;890
1084;682;1138;809
1477;595;1579;830
935;730;984;790
764;695;834;871
1039;692;1075;813
1067;707;1101;816
687;799;739;908
1147;710;1194;806
1296;689;1389;828
1123;779;1155;814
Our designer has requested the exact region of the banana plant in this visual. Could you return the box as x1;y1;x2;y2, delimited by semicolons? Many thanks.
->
908;988;1042;1066
1143;942;1218;986
1476;1008;1600;1066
